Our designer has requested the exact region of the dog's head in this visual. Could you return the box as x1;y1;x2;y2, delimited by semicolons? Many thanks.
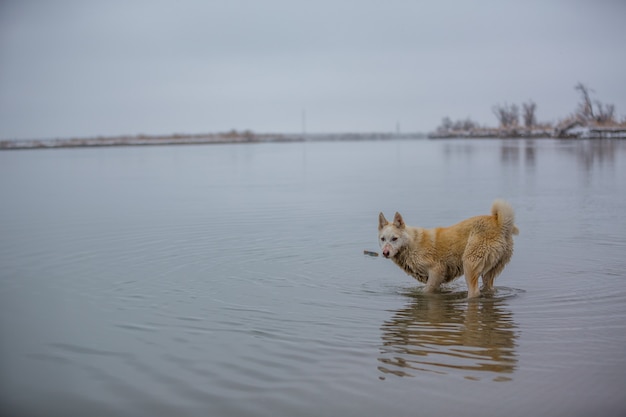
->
378;212;409;259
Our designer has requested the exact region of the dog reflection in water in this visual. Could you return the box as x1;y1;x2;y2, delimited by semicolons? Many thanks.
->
378;292;518;381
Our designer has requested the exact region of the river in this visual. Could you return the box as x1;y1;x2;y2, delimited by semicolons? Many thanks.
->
1;138;625;416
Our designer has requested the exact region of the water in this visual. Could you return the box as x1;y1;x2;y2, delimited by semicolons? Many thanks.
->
1;138;625;417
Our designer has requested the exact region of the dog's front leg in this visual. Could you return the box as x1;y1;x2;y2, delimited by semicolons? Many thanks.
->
423;269;444;294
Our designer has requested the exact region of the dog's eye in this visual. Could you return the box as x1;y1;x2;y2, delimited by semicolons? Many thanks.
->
391;237;398;242
380;237;385;242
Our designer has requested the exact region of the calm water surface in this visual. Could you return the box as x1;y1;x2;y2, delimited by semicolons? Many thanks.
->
1;138;625;416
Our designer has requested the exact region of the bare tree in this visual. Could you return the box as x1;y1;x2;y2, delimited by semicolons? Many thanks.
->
575;82;595;121
595;101;615;124
492;103;519;128
452;118;478;131
461;118;478;131
440;117;453;131
522;101;537;128
436;116;480;133
574;82;617;124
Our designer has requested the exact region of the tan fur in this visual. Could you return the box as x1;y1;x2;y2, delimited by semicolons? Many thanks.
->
378;199;519;298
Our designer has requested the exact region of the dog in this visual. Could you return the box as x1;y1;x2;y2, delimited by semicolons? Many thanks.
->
378;200;519;298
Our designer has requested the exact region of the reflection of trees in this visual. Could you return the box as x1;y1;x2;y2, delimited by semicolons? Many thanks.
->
525;140;536;167
500;140;537;168
441;138;623;179
378;293;518;381
500;141;521;165
563;139;617;172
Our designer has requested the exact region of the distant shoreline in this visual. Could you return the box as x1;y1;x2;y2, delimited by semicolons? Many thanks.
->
0;132;426;150
3;127;625;151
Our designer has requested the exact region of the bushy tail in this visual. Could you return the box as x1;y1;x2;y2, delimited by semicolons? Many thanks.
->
491;199;519;235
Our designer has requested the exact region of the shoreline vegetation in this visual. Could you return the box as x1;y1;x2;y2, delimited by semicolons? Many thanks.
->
429;83;626;139
428;123;626;139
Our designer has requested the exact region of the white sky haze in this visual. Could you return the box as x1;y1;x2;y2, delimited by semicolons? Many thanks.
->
1;0;625;139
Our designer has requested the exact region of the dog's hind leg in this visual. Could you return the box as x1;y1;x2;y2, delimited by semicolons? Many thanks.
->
463;260;483;299
482;246;512;291
481;269;498;291
481;261;505;291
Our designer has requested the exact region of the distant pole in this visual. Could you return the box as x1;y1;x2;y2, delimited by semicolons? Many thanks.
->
396;121;400;136
302;109;307;136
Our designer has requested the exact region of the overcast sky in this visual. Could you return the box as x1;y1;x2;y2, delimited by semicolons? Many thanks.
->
1;0;625;139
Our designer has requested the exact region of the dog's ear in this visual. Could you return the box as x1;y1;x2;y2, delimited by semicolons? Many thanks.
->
393;212;405;229
378;212;388;230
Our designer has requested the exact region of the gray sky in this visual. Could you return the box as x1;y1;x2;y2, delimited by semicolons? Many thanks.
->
1;0;625;139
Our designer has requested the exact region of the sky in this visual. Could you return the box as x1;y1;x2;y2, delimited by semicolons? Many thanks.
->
1;0;625;139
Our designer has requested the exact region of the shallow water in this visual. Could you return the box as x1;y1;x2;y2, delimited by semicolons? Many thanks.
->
1;138;625;416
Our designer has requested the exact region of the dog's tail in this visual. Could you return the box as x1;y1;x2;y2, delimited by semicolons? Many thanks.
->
491;199;519;236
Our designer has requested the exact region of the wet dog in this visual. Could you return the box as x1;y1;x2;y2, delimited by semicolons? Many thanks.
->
378;200;519;298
